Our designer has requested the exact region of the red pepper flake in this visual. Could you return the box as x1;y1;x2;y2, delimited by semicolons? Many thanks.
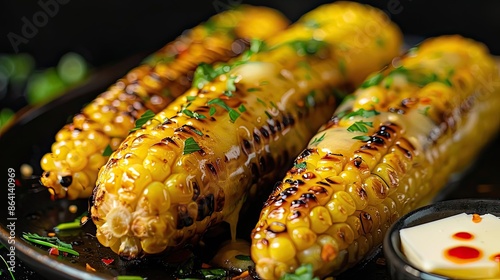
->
101;258;115;266
48;247;59;256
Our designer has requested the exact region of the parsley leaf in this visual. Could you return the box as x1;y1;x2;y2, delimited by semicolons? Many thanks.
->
226;75;237;92
361;73;384;88
281;263;319;280
209;106;216;116
290;39;327;56
228;109;240;123
186;95;196;102
310;133;326;146
250;38;266;53
102;144;113;156
343;108;380;119
294;162;307;169
183;137;201;155
238;104;246;113
353;135;371;141
192;63;231;89
207;98;231;111
347;121;373;133
130;110;155;132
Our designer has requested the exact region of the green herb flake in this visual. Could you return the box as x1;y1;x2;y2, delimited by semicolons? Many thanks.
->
260;81;269;86
209;106;217;116
443;78;453;86
130;109;156;132
310;133;326;146
186;95;196;102
192;128;203;136
229;109;240;123
208;98;231;111
102;144;113;157
290;39;327;56
419;106;431;116
238;104;246;113
115;276;144;280
235;254;252;261
361;73;384;88
257;98;267;106
343;108;380;119
250;38;266;53
54;212;88;231
200;268;227;278
23;233;79;256
347;121;373;133
247;87;261;92
353;135;372;142
264;111;272;119
226;75;238;92
294;162;307;169
0;254;15;280
339;59;347;77
223;90;233;97
281;263;319;280
192;62;231;89
183;137;201;155
376;37;386;47
182;109;194;118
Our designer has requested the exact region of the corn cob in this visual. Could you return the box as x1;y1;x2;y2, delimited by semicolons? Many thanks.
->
39;5;289;200
90;1;402;259
251;35;500;279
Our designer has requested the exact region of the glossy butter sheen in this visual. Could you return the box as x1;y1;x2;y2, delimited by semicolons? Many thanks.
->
400;213;500;279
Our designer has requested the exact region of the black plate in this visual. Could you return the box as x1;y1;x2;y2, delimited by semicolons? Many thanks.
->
1;49;500;280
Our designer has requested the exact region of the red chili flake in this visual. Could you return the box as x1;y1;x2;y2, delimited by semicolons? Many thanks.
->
101;258;115;266
48;247;59;256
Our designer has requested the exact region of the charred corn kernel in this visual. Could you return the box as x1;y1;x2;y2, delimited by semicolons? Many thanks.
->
91;1;402;259
40;6;290;199
252;35;500;279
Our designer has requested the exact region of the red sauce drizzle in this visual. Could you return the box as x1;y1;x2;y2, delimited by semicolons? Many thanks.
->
452;231;474;240
472;214;482;223
445;246;482;264
491;253;500;263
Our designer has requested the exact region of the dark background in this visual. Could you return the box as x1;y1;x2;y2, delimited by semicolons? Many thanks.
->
1;0;500;116
1;0;500;67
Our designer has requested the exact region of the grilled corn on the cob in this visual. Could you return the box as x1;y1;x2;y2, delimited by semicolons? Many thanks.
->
251;35;500;279
90;1;402;259
40;5;289;200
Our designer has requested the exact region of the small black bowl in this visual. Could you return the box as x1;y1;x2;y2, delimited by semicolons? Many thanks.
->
383;199;500;280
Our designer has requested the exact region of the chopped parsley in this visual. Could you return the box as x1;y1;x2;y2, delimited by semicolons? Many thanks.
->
352;135;371;141
247;88;261;92
341;108;380;119
207;98;231;111
209;106;217;116
361;73;384;88
54;211;88;231
238;104;247;113
102;144;113;156
235;254;252;261
289;39;327;56
419;106;431;116
186;95;197;102
183;137;201;155
228;109;241;123
310;133;326;146
182;109;206;119
347;121;373;133
130;109;156;132
226;75;237;92
294;162;307;169
192;63;231;89
281;263;319;280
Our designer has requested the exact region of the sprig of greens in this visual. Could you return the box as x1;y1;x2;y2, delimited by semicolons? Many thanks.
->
310;133;326;146
347;121;373;133
102;144;113;156
22;233;79;256
54;211;88;231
